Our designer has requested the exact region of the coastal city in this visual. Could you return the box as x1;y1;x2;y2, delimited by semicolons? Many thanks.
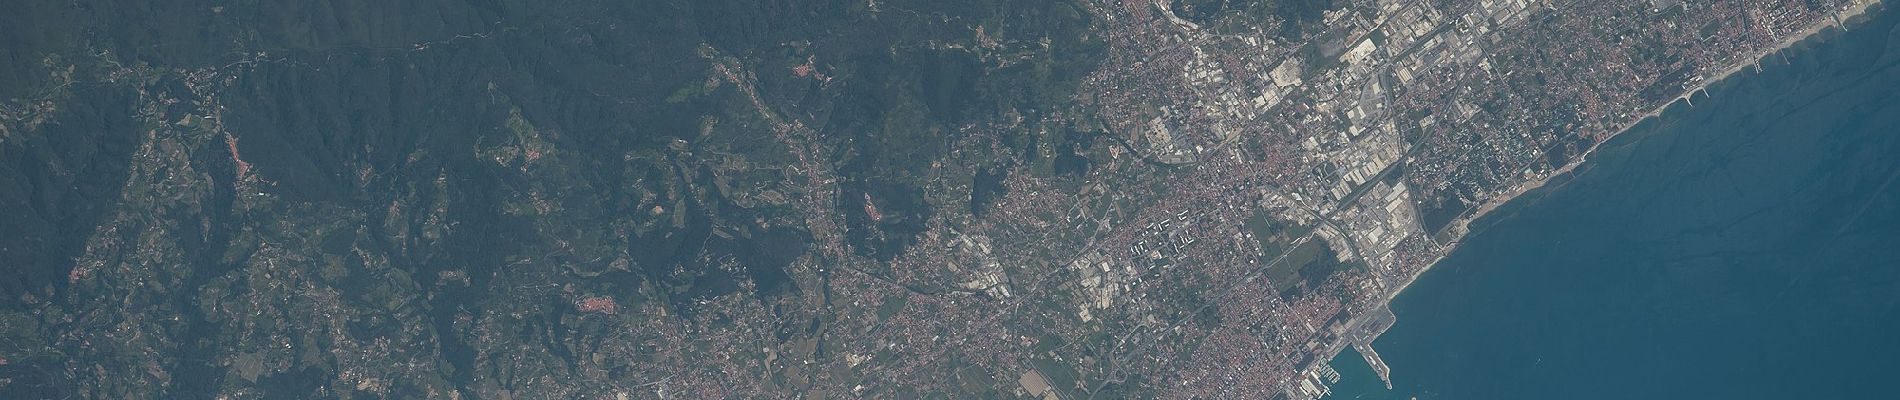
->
937;0;1868;397
0;0;1884;398
929;0;1876;397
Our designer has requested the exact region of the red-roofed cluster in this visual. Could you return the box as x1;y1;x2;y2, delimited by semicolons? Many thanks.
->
576;296;617;314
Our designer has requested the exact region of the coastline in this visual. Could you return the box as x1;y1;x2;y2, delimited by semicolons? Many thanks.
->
1378;0;1886;304
1325;1;1892;393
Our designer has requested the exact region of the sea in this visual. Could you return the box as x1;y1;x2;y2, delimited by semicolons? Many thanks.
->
1325;5;1900;400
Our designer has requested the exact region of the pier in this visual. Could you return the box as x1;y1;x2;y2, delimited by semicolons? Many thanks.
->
1353;341;1394;390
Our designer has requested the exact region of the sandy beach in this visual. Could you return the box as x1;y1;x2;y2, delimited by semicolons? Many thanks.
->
1382;0;1887;303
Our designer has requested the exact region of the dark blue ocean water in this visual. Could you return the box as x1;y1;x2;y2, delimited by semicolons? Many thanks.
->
1328;6;1900;400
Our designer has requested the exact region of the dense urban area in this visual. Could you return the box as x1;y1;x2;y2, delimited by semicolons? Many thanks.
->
0;0;1879;398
